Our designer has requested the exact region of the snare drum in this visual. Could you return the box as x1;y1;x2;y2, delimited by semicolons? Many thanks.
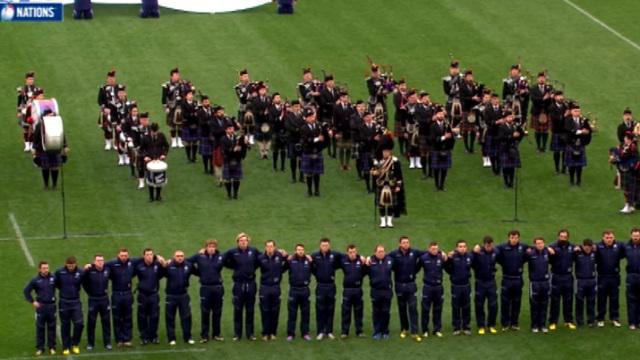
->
145;160;168;187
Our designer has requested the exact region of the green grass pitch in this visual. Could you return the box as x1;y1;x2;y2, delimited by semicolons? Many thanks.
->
1;0;640;359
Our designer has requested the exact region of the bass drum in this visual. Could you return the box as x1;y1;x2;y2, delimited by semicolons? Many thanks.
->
41;116;64;152
32;99;59;124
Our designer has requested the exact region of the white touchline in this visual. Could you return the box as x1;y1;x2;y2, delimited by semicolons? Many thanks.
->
1;348;206;360
0;233;145;242
28;233;145;241
562;0;640;52
9;213;35;268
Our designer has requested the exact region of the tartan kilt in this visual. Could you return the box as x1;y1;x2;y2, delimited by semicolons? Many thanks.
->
181;126;199;143
622;170;637;201
430;150;452;169
301;153;324;175
500;148;521;169
565;145;587;168
483;134;498;156
222;160;243;180
460;113;477;133
359;152;374;172
37;151;62;169
213;147;223;167
394;120;405;138
272;132;288;149
255;129;271;142
550;133;566;152
337;136;352;150
199;137;214;156
530;114;550;132
287;142;302;159
376;184;398;208
418;136;431;154
135;155;145;178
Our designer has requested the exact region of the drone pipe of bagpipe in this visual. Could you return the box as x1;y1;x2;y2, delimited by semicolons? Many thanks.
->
366;55;375;67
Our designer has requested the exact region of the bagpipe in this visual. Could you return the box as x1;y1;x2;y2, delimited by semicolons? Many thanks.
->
162;80;195;132
503;63;531;126
372;156;398;208
535;69;565;125
232;132;249;160
16;86;40;126
610;143;639;172
366;56;398;94
464;81;486;125
442;115;459;149
241;80;269;143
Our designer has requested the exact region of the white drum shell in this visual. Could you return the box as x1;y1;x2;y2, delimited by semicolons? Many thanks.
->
42;116;64;152
32;99;59;124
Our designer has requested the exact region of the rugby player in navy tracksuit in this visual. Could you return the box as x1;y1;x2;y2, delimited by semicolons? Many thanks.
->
161;250;195;345
24;261;57;356
573;239;597;327
367;245;394;340
223;233;261;340
105;248;135;346
548;229;576;330
81;254;112;350
133;248;165;344
472;236;499;335
389;236;423;341
624;228;640;330
258;240;288;340
189;240;225;343
496;230;528;330
55;257;84;355
595;230;624;327
445;240;473;335
418;242;447;338
525;237;551;333
339;245;366;338
311;238;341;340
287;244;312;341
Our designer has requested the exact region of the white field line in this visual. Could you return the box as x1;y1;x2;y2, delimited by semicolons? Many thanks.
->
9;213;35;267
562;0;640;52
0;233;144;242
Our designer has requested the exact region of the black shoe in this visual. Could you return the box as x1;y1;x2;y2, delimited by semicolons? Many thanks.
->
233;194;238;199
314;191;320;197
156;196;162;201
307;192;313;197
